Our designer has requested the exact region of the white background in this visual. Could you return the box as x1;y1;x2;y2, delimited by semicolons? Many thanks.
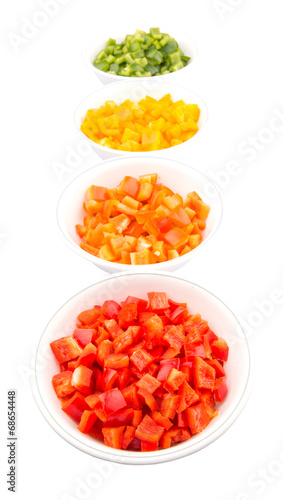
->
1;1;283;499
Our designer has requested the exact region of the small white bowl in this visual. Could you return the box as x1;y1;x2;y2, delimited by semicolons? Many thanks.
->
56;156;222;274
74;81;208;160
33;272;251;465
83;27;198;85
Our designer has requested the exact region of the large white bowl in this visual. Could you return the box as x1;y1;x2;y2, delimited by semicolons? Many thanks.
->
84;27;198;85
33;272;251;465
56;156;222;273
74;81;208;160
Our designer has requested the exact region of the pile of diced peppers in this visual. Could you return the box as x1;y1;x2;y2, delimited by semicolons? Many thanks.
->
93;28;190;77
50;292;229;451
75;173;210;265
80;95;199;151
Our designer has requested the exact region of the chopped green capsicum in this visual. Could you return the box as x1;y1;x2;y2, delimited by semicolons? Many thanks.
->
93;28;191;77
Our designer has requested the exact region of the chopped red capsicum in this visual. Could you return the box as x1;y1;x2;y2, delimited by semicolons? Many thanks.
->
50;291;229;451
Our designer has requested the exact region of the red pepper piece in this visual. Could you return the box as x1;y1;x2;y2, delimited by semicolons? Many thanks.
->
157;358;180;381
103;319;119;339
141;441;159;451
78;410;97;434
138;311;155;323
160;393;180;420
52;371;76;399
121;426;136;449
211;338;229;362
164;324;185;351
206;359;226;377
214;377;228;402
168;299;187;311
77;308;102;326
85;393;101;409
193;356;216;391
147;292;170;312
91;366;102;392
130;348;153;372
150;411;173;431
170;306;189;324
118;301;138;327
177;411;188;428
101;300;121;320
102;426;125;449
186;403;210;434
165;368;187;392
137;388;158;411
50;336;83;364
122;384;142;410
177;381;199;413
99;388;127;417
199;391;218;419
136;373;161;394
104;353;129;369
62;391;91;422
72;365;95;396
96;339;113;367
184;342;205;360
103;408;134;427
101;368;118;392
75;343;97;368
123;296;148;312
160;426;191;449
73;328;96;348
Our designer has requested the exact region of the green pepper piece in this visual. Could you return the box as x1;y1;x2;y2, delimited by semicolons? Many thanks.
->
125;34;133;46
160;34;170;47
150;27;162;40
142;35;153;47
119;66;131;76
94;60;109;72
124;53;134;64
130;41;141;52
153;40;161;50
115;55;126;65
170;61;184;72
106;38;116;47
106;46;116;55
129;62;144;72
109;62;119;72
146;49;163;63
144;63;159;75
95;49;107;61
134;57;148;67
131;49;145;58
105;55;115;64
181;55;191;63
133;32;145;42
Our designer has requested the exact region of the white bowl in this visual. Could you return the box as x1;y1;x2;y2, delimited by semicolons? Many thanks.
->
74;81;208;160
84;27;197;85
33;272;251;465
56;156;222;273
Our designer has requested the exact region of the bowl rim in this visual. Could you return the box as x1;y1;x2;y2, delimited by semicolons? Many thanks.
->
82;26;198;82
73;80;209;157
33;271;252;465
56;155;223;272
